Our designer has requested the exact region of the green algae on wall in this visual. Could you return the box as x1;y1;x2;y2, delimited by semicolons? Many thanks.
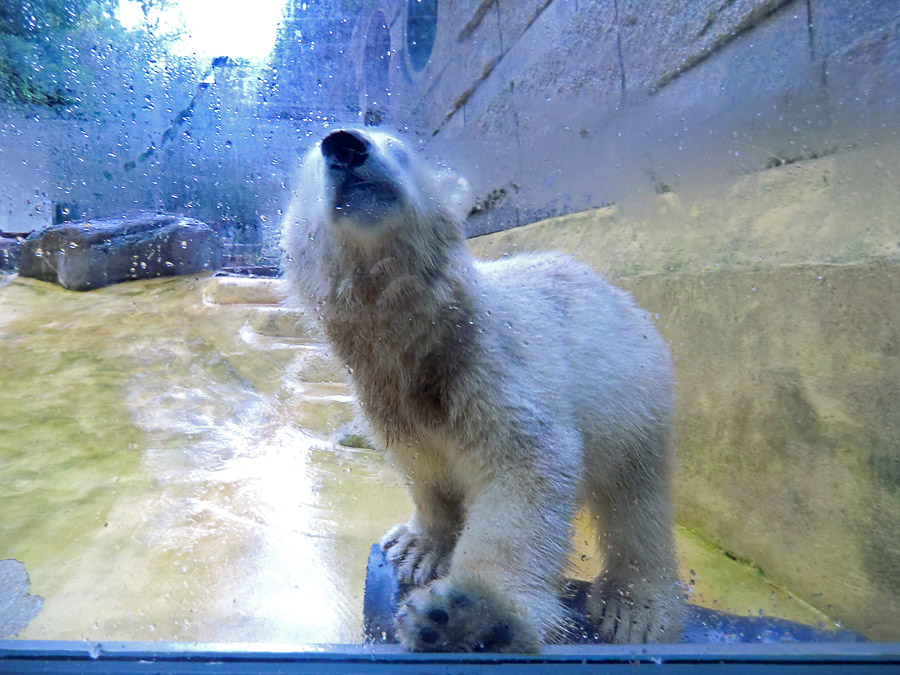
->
631;265;900;641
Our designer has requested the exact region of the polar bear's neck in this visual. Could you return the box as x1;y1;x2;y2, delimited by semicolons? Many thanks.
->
326;211;467;311
319;214;481;436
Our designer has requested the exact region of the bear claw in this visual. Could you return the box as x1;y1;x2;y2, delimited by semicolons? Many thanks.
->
589;579;682;644
380;523;450;586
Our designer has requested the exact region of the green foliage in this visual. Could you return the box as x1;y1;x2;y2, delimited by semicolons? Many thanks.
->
0;0;116;37
0;0;129;107
0;34;71;105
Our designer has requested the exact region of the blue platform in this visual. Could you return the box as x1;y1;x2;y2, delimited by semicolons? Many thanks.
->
363;543;868;646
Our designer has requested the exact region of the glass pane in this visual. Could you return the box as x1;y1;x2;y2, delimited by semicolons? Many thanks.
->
1;0;897;654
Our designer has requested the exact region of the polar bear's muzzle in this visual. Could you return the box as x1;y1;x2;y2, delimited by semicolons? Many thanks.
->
322;129;370;169
321;129;401;223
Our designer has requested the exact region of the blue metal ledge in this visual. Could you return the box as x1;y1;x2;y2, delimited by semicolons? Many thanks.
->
3;545;896;672
1;640;899;673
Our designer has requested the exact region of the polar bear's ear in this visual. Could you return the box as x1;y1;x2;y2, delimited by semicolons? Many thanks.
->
437;170;474;222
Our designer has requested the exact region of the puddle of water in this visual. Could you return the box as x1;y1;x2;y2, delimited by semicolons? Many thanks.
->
0;274;829;643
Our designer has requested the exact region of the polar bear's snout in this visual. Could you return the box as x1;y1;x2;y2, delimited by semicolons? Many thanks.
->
320;129;403;222
322;129;370;170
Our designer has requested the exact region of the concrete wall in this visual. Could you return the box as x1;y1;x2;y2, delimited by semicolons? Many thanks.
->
343;0;899;235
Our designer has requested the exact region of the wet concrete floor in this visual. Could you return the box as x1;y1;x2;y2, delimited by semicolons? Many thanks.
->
0;274;832;642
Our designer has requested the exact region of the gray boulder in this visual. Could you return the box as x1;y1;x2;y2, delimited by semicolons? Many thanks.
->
0;559;43;638
0;237;22;273
19;212;222;291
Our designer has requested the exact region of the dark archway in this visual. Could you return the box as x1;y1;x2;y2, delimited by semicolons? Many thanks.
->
405;0;437;73
363;11;391;125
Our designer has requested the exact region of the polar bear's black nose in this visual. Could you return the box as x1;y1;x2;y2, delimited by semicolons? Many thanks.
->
322;130;370;169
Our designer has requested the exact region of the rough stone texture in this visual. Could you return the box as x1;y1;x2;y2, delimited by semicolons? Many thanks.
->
0;559;43;638
617;0;796;96
604;1;828;209
411;0;506;129
333;0;898;238
459;86;524;234
825;15;900;139
19;213;221;291
811;0;900;58
440;0;575;128
0;237;22;273
467;141;900;642
422;0;625;235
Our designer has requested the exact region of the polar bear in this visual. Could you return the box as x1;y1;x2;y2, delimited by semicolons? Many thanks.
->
281;128;683;652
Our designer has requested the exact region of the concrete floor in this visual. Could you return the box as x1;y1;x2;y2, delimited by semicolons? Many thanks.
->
0;274;833;642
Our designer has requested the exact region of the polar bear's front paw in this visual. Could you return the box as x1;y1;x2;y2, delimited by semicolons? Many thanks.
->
590;580;682;644
381;523;449;586
395;577;540;653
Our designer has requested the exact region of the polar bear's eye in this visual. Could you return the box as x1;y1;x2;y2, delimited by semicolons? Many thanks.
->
390;145;410;168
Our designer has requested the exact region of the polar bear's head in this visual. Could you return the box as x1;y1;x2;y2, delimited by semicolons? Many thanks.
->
315;129;470;230
321;129;410;225
282;129;472;303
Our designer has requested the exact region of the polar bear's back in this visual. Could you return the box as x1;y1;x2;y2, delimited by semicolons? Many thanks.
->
473;252;674;467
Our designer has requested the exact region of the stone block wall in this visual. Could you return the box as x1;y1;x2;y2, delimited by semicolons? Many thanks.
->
341;0;898;235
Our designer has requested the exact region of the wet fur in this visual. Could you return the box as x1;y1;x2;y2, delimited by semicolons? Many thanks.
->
282;129;683;651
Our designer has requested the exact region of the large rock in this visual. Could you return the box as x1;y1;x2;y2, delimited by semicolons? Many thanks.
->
0;237;22;273
19;212;222;291
0;559;43;638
